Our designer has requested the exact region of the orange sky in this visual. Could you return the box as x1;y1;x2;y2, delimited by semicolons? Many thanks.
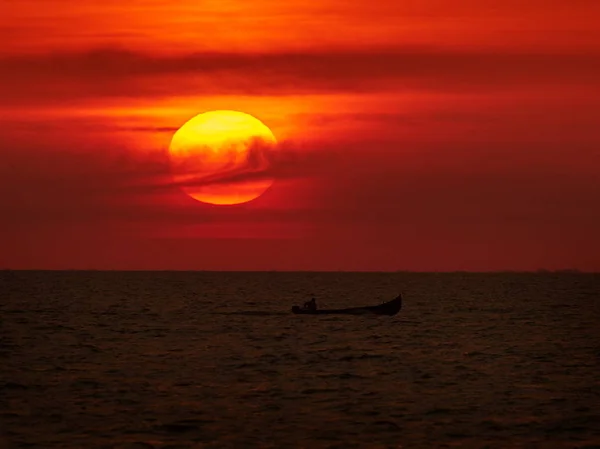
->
1;0;599;270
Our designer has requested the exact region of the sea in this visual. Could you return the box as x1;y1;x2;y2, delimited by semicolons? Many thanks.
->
1;271;599;449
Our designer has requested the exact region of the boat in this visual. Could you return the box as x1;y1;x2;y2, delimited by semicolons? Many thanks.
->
291;294;402;316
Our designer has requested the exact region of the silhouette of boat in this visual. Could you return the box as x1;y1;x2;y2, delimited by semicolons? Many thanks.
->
292;294;402;316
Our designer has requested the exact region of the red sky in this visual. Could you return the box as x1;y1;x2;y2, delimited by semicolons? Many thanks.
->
1;0;599;271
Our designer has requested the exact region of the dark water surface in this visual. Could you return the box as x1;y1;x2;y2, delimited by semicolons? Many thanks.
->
2;271;599;448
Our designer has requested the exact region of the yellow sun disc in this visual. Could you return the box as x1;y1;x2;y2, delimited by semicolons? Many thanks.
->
168;110;277;205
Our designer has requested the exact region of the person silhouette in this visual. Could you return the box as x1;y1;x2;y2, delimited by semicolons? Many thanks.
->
303;297;317;311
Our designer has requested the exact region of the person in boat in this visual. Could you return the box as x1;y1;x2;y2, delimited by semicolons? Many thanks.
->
303;298;317;311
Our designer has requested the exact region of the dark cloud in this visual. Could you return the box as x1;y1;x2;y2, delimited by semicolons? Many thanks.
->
1;47;598;102
119;139;336;200
0;127;338;230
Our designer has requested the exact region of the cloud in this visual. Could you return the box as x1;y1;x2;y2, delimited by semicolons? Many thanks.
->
0;126;340;231
125;139;337;195
1;47;598;103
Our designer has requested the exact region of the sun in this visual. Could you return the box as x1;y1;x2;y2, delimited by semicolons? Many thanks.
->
168;110;277;205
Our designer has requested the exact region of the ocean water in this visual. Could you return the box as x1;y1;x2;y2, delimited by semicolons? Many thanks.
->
2;271;599;449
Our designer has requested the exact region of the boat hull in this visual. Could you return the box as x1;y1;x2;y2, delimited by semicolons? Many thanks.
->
291;295;402;316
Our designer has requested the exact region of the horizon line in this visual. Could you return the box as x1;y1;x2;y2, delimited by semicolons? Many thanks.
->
1;268;597;274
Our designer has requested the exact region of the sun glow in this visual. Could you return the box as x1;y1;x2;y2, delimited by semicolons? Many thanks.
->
168;110;277;205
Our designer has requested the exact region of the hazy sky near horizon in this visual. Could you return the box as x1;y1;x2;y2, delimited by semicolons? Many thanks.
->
1;0;599;270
